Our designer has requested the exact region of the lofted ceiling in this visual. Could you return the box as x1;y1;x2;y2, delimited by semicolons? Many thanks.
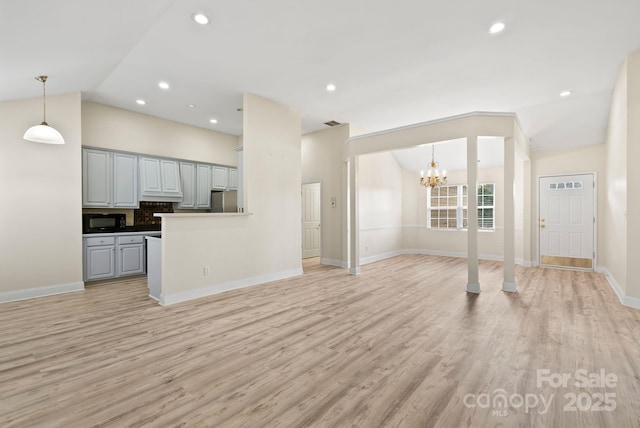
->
391;137;505;174
1;0;639;151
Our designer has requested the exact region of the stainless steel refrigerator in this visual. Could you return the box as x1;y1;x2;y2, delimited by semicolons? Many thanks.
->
210;190;238;213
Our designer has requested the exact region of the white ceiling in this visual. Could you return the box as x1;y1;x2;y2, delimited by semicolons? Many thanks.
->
2;0;639;149
391;137;505;173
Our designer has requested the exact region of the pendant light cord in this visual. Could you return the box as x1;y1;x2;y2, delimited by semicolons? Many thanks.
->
37;75;48;125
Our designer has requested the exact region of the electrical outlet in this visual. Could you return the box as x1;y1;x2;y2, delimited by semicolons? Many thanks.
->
203;267;210;276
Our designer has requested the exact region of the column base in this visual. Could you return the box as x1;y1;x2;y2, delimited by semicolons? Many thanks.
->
349;266;361;275
466;283;481;294
502;281;517;292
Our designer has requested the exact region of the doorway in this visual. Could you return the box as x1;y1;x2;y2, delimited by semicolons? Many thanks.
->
302;182;321;259
538;173;595;270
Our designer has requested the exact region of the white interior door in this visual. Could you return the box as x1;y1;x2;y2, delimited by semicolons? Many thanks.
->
302;183;321;259
539;174;595;269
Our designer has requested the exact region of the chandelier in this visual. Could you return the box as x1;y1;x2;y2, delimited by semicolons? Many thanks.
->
419;145;447;188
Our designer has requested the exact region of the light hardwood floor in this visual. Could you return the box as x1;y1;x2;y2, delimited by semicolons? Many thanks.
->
1;255;640;427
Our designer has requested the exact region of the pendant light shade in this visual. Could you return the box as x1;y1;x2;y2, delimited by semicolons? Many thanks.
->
23;75;65;145
23;123;65;144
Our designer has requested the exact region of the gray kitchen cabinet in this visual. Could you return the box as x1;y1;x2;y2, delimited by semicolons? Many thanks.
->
228;168;238;190
82;148;111;207
117;236;145;276
177;162;197;208
212;166;228;189
196;164;212;208
83;234;153;281
84;236;116;280
140;157;183;201
177;162;211;209
82;148;138;208
112;152;138;208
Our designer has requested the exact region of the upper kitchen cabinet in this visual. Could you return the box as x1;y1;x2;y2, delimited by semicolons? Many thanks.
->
83;148;138;208
196;164;212;208
83;148;111;207
212;166;228;189
112;153;138;208
177;162;196;208
228;168;239;190
177;162;212;209
139;157;183;201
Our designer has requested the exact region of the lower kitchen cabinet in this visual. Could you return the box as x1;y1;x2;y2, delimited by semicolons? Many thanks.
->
84;234;151;281
116;236;145;276
84;237;116;281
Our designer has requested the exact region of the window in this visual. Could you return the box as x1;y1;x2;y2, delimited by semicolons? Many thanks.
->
427;183;494;230
477;184;494;229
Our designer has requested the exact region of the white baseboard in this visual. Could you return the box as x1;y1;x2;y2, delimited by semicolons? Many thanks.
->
360;250;403;266
320;258;348;268
160;268;304;306
349;266;361;275
0;281;84;304
597;266;640;310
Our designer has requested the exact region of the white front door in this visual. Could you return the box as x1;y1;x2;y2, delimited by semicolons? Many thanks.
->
302;183;321;258
539;174;595;269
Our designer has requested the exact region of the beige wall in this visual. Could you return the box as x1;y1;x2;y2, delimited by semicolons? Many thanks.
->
603;61;628;292
301;125;350;264
401;166;521;261
626;50;640;299
82;102;238;166
531;144;607;267
358;151;403;262
0;93;83;297
160;94;302;302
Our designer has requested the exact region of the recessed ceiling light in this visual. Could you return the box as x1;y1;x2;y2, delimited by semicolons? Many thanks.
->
158;81;170;90
187;104;196;108
210;118;218;124
193;13;209;25
136;99;146;105
560;90;573;97
488;21;506;34
326;83;336;92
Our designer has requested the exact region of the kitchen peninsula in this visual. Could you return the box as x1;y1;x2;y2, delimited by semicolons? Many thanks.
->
146;212;253;305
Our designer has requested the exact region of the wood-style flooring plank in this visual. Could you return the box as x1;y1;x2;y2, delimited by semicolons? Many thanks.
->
1;255;640;427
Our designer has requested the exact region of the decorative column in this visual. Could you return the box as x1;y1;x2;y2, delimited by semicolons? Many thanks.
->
349;154;361;275
503;137;517;292
466;136;480;293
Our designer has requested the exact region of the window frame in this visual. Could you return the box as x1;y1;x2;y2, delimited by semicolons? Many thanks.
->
427;183;495;231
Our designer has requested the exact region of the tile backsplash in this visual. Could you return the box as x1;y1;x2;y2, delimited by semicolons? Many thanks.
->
134;202;173;225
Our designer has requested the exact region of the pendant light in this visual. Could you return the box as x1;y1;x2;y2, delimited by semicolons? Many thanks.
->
23;75;65;145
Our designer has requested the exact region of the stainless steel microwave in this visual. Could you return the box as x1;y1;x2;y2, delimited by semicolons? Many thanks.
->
82;213;126;234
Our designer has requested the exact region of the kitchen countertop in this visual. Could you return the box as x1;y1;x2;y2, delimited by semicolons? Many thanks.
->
83;230;162;238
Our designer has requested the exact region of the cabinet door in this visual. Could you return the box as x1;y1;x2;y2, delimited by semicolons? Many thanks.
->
113;153;139;208
228;168;238;190
139;157;163;195
85;245;116;280
212;166;229;189
82;149;111;207
160;160;182;195
178;162;196;208
118;244;145;276
196;164;212;208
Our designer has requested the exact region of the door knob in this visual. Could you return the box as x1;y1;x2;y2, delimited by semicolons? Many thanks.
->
540;224;546;229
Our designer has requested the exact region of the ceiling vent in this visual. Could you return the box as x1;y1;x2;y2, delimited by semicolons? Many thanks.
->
324;120;341;127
